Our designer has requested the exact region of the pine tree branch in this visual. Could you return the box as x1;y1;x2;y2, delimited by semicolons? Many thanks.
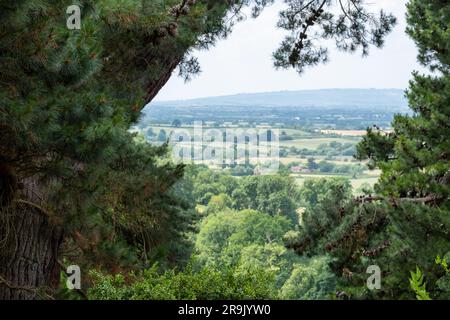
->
290;0;327;65
355;194;443;205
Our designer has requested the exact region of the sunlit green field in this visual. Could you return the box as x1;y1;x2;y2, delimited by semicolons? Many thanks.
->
141;125;380;191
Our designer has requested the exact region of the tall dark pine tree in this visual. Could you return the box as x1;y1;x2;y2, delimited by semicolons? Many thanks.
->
0;0;396;299
355;0;450;298
289;0;449;299
0;0;234;299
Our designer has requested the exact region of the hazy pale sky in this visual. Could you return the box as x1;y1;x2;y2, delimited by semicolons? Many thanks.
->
154;0;423;102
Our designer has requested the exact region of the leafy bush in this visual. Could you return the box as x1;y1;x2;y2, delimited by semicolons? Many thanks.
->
195;209;292;267
410;253;450;300
193;208;337;299
88;264;276;300
280;257;336;300
230;175;300;223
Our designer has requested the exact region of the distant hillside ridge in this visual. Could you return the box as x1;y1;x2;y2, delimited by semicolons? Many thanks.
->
150;89;408;111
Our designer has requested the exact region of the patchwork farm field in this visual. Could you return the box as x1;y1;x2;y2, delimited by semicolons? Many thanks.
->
139;125;380;193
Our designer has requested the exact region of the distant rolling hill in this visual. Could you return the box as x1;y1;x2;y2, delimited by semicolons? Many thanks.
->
150;89;408;111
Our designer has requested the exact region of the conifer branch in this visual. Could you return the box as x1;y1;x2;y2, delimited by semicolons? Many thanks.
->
289;0;327;66
355;195;444;205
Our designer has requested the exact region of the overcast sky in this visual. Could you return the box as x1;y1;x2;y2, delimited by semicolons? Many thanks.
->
154;0;423;102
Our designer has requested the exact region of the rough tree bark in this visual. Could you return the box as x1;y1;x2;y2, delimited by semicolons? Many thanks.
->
0;202;63;300
145;57;182;105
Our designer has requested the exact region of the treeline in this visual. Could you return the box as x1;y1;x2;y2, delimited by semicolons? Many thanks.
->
282;141;357;158
89;168;342;300
279;159;365;177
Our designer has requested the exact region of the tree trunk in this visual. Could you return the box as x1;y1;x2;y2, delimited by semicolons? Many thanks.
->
0;201;63;299
0;56;180;299
145;57;182;105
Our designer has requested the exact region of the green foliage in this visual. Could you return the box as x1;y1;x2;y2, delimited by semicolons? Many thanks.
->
300;178;352;207
290;178;450;299
279;257;336;300
288;0;450;300
236;243;301;289
356;128;396;169
195;209;292;267
307;158;319;170
435;253;450;298
203;193;233;215
230;175;300;223
410;267;432;300
186;166;300;222
88;263;276;300
193;207;337;299
409;253;450;300
185;165;239;205
273;0;397;73
0;0;239;281
406;0;450;72
435;255;449;274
